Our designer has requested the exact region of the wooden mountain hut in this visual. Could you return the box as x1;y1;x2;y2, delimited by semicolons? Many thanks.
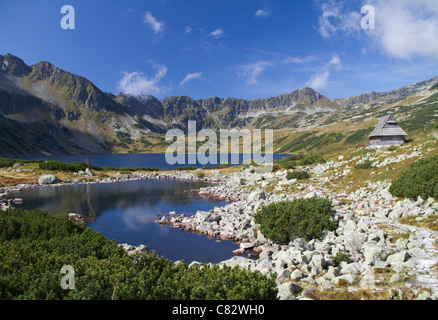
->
369;114;408;147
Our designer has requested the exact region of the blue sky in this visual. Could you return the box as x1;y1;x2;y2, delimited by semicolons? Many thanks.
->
1;0;438;100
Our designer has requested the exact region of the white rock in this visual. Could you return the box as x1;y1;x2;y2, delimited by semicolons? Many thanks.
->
332;274;359;286
363;243;390;264
38;174;59;185
290;269;304;281
386;251;411;265
277;282;303;300
248;190;265;201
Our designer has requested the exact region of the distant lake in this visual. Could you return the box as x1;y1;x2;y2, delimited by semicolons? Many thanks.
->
6;179;238;264
18;153;290;169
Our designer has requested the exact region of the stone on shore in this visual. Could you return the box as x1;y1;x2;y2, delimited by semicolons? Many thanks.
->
38;174;60;185
194;210;221;223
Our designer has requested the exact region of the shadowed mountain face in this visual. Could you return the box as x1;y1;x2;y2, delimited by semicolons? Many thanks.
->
0;53;437;157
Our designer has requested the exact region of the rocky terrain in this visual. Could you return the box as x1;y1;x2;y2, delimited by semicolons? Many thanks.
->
151;133;438;300
1;131;437;300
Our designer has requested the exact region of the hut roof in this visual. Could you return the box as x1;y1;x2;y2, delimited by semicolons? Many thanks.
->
369;114;408;138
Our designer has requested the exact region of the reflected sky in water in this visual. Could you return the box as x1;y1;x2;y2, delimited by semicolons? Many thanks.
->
7;179;238;263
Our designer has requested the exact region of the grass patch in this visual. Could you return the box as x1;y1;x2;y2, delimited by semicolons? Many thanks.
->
399;215;438;232
315;288;393;300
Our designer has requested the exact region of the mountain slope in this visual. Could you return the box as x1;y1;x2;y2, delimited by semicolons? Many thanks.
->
0;53;437;157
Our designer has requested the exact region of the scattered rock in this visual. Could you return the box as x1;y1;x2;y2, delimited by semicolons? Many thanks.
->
38;174;60;185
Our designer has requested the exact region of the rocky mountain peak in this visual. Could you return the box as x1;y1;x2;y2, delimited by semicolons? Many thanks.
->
0;53;32;77
29;61;60;81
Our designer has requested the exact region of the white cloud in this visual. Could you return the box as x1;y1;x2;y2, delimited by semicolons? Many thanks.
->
236;61;272;85
180;72;202;86
317;0;361;38
117;63;168;96
255;7;272;18
329;54;342;70
184;26;192;34
370;0;438;60
208;28;225;39
282;55;318;64
316;0;438;60
307;69;331;90
143;11;164;34
306;54;342;90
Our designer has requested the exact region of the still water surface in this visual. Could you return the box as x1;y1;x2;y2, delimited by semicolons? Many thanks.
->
8;179;238;263
19;153;290;169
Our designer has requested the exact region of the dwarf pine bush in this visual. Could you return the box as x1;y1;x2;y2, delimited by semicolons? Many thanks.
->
286;171;310;180
389;155;438;200
0;209;277;300
254;198;336;244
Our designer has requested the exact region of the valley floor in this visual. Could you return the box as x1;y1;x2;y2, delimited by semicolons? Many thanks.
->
1;130;438;300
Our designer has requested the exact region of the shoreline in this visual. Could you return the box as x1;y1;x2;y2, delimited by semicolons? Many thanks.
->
2;139;438;300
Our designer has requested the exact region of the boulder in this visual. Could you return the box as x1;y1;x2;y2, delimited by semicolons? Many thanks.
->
309;254;327;274
332;274;359;286
277;282;303;300
363;243;390;265
38;174;59;185
194;210;221;223
248;190;265;201
255;259;274;274
220;256;255;270
290;269;304;281
386;251;411;265
344;229;367;255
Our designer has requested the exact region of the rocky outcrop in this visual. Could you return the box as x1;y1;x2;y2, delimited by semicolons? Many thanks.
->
155;139;438;300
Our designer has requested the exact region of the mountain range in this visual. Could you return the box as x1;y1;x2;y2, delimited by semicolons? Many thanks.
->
0;53;437;157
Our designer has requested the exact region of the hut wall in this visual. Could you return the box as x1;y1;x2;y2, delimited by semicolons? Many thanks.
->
370;136;405;146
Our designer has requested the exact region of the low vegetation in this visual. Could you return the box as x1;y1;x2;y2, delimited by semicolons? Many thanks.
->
355;159;374;170
254;198;336;244
36;160;159;173
389;155;438;200
0;209;278;300
286;171;310;180
298;154;326;166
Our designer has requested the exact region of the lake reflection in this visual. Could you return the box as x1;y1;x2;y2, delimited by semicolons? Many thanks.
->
8;179;238;263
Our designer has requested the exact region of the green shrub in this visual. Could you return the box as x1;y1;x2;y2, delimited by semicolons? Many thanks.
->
389;155;438;200
176;166;198;171
299;154;326;166
355;159;373;170
286;171;310;180
0;209;277;300
254;198;336;244
276;154;304;170
0;158;42;168
38;161;88;172
116;131;134;144
0;158;20;168
195;171;206;179
333;251;352;266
